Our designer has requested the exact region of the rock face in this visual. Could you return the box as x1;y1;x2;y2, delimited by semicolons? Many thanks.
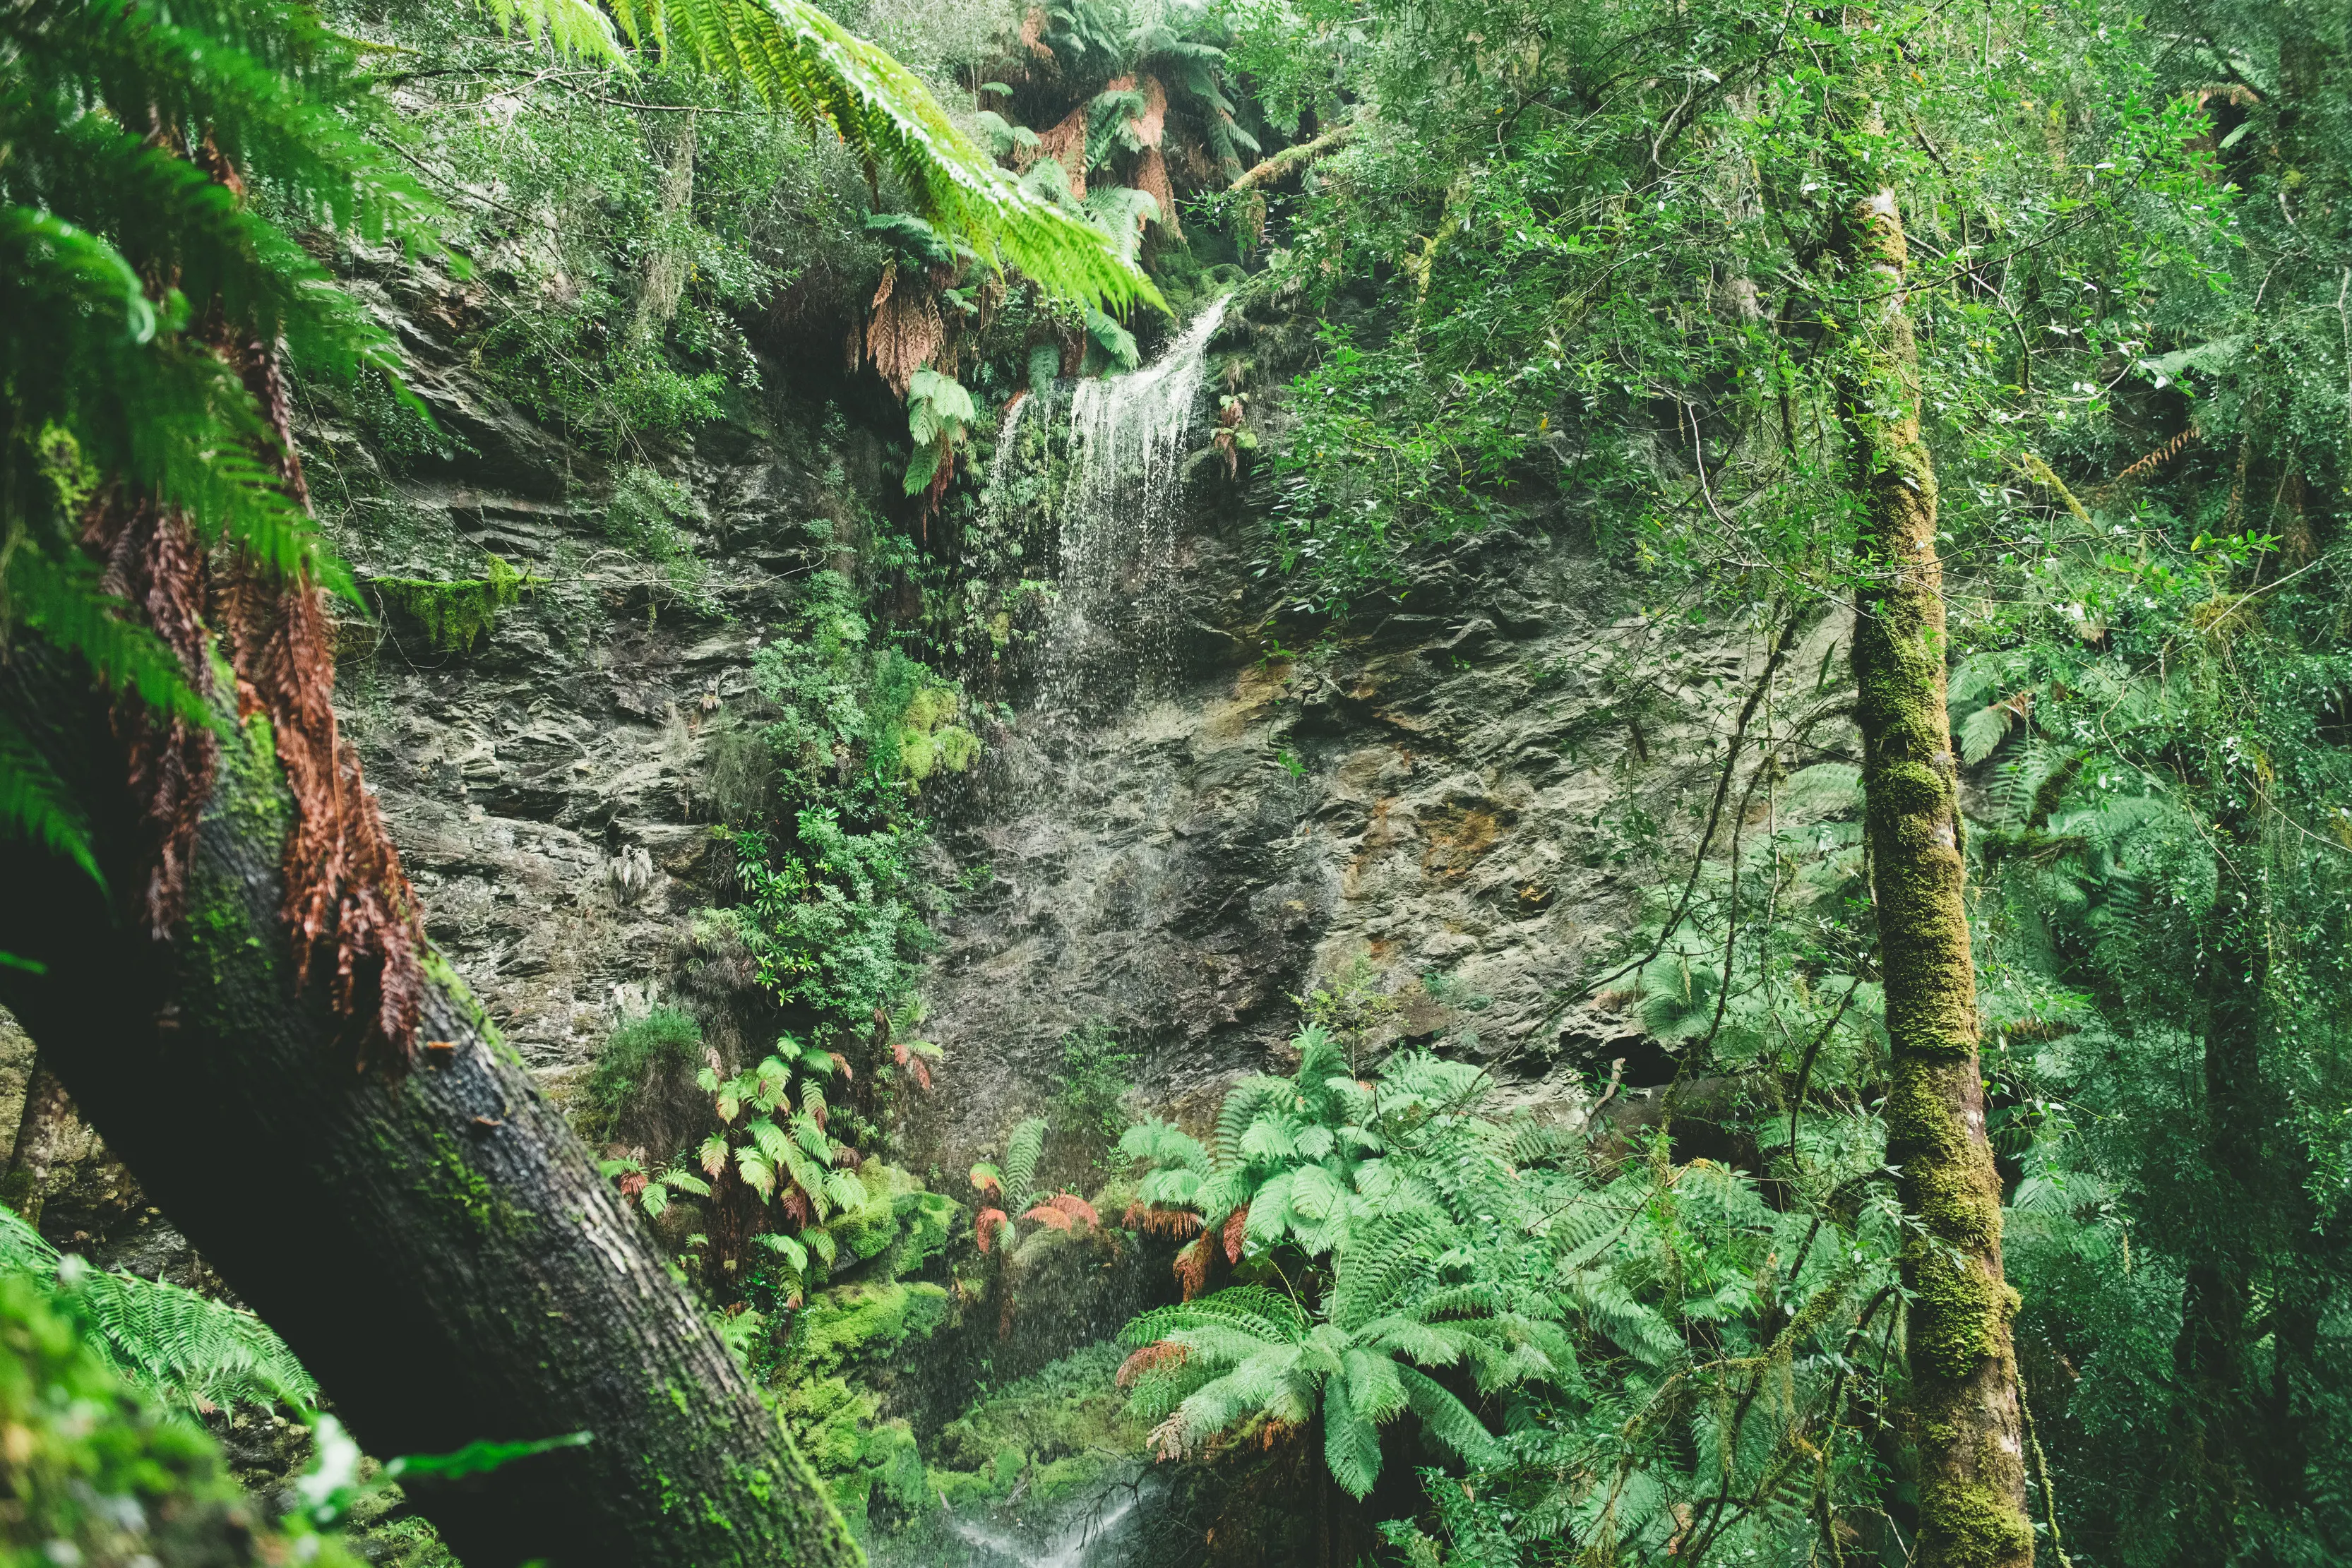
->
906;465;1798;1171
304;256;897;1102
4;275;1792;1234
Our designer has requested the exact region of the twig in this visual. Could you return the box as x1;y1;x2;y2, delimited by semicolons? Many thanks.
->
1786;975;1866;1164
1584;611;1805;997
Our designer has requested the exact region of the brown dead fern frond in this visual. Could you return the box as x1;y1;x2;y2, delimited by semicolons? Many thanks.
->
864;287;943;400
1017;6;1052;60
2115;424;2197;486
1174;1235;1212;1299
1134;76;1168;150
1125;1203;1203;1240
1133;145;1181;239
1028;104;1090;198
1148;1413;1189;1461
83;493;216;938
1117;1340;1190;1388
216;340;425;1072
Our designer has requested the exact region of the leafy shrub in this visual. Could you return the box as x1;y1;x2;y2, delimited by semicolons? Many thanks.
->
578;1005;705;1142
698;571;976;1056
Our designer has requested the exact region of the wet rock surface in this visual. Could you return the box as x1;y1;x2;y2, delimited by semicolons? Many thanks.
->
0;280;1796;1238
906;505;1801;1171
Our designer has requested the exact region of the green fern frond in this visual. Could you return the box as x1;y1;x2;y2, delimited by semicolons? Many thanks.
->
0;1205;314;1413
0;712;104;890
483;0;1156;311
1001;1116;1047;1212
1320;1370;1383;1497
67;1262;318;1413
1395;1361;1503;1465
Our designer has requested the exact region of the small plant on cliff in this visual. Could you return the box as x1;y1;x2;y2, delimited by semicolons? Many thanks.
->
700;571;979;1065
969;1115;1100;1256
1050;1019;1139;1171
600;1039;874;1299
602;467;712;616
578;1005;705;1142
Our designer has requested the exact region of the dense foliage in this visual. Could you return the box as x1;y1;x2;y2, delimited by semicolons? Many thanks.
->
1201;0;2352;1561
7;0;2352;1560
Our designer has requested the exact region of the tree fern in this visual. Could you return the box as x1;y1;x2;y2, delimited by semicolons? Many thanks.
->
0;1204;314;1413
2;0;445;882
478;0;1156;312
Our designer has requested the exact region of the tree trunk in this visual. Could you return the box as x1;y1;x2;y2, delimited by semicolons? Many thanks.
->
0;653;859;1568
1827;44;2034;1568
2172;859;2265;1552
2;1060;78;1229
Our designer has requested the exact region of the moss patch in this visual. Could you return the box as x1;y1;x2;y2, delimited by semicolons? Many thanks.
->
371;554;545;653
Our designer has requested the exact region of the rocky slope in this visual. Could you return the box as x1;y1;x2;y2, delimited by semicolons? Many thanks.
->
1;275;1819;1228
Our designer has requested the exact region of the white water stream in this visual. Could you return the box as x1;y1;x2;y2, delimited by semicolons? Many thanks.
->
994;298;1229;717
945;1487;1145;1567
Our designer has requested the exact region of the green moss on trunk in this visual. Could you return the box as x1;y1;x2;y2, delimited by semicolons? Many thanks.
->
1829;42;2033;1568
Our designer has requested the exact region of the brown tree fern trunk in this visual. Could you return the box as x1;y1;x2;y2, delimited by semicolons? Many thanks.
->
1827;45;2034;1568
0;653;858;1568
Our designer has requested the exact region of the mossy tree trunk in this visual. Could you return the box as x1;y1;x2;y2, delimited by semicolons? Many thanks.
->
0;652;859;1568
1827;35;2034;1568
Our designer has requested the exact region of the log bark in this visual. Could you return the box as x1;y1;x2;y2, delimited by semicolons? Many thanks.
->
1827;44;2034;1568
0;652;859;1568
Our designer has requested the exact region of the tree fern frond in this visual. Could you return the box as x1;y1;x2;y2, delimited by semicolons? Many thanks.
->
1395;1362;1502;1466
477;0;627;59
1321;1370;1383;1498
4;550;213;731
497;0;1156;311
0;712;105;890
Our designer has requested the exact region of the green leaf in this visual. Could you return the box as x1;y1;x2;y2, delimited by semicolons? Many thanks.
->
1320;1369;1383;1497
494;0;1159;310
385;1430;594;1483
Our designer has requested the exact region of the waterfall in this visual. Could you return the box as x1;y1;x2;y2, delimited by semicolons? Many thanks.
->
1004;297;1228;716
983;385;1036;532
943;1483;1147;1567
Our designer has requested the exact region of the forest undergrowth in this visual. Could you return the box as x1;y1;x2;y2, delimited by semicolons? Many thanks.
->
1;0;2350;1563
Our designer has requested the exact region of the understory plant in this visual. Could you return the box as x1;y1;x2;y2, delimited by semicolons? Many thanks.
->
0;1203;315;1416
699;570;975;1091
1115;1010;1907;1558
969;1115;1102;1255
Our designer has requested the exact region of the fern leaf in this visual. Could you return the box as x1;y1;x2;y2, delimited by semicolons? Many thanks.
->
1395;1362;1502;1466
1320;1369;1383;1498
506;0;1156;310
1001;1116;1047;1210
0;713;104;890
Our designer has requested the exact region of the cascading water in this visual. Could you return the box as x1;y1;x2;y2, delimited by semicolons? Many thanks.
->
1000;297;1229;717
944;1482;1150;1567
878;306;1233;1568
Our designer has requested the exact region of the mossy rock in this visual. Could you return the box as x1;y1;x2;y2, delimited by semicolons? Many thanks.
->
933;1343;1135;1469
792;1280;950;1380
